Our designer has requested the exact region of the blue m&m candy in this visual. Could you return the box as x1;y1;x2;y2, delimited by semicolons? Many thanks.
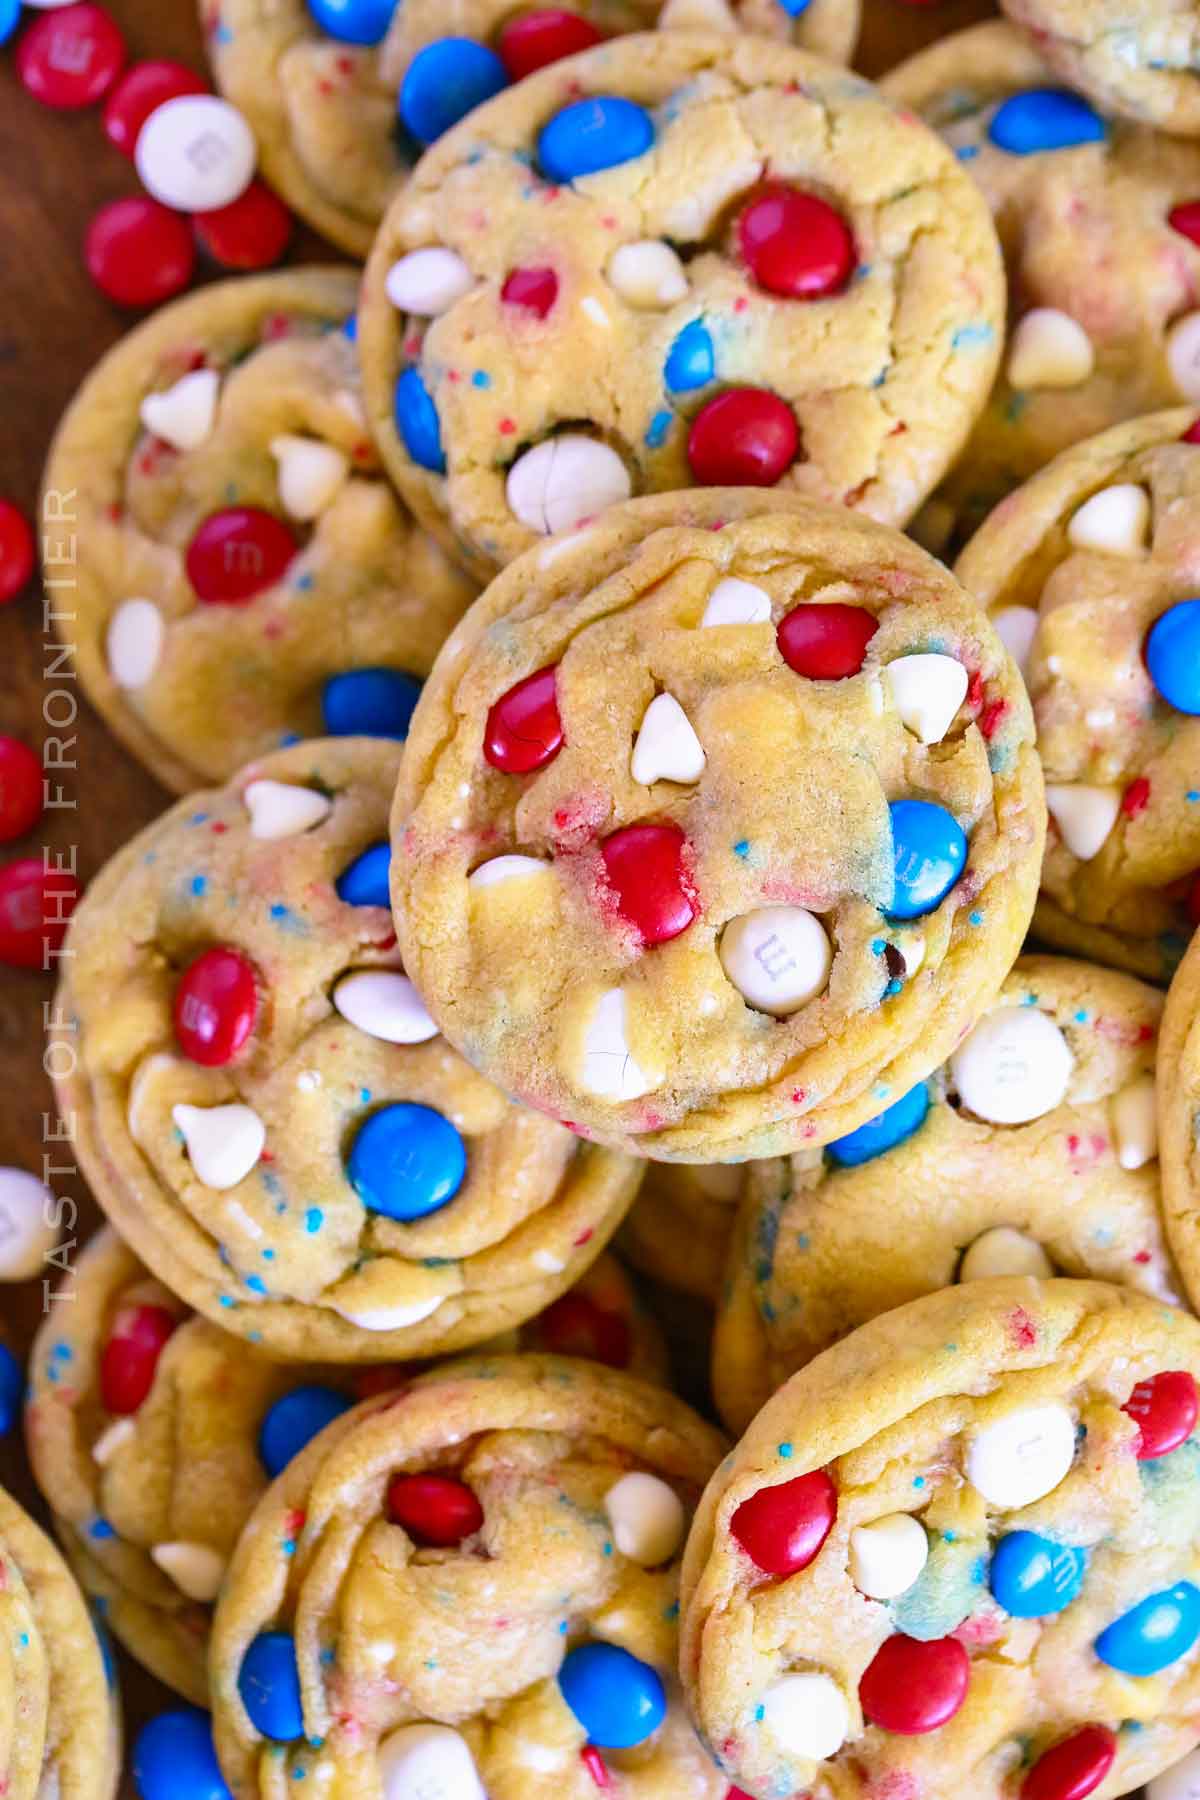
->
306;0;396;45
538;96;655;184
1095;1581;1200;1676
259;1386;352;1479
0;1343;22;1434
0;0;20;47
335;841;391;908
664;319;715;394
348;1103;467;1221
988;1531;1087;1619
558;1643;666;1748
322;668;423;740
827;1082;929;1167
1145;600;1200;714
395;367;446;474
987;88;1106;155
888;798;967;919
399;38;508;147
239;1632;304;1741
133;1707;232;1800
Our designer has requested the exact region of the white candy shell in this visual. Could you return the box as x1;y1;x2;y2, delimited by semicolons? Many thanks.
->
385;248;474;316
106;599;165;689
966;1402;1076;1508
1111;1074;1158;1171
0;1168;59;1282
950;1005;1073;1126
135;96;256;212
378;1725;487;1800
468;855;551;889
719;907;832;1017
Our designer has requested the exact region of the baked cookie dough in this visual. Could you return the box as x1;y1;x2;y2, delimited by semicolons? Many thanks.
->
52;738;641;1360
0;1481;120;1800
25;1227;664;1703
1001;0;1200;139
359;30;1004;581
391;489;1045;1161
715;954;1174;1431
620;1163;745;1303
43;268;476;795
205;0;861;260
956;406;1200;980
1155;929;1200;1326
681;1278;1200;1800
211;1353;727;1800
882;23;1200;547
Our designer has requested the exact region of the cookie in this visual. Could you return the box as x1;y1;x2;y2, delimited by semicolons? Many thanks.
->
681;1278;1200;1800
43;268;476;795
205;0;861;259
358;30;1004;581
51;738;642;1359
1155;929;1200;1324
619;1163;745;1303
715;954;1174;1432
956;406;1200;981
882;23;1200;547
25;1227;665;1703
1001;0;1200;139
0;1482;120;1800
210;1353;727;1799
391;489;1045;1161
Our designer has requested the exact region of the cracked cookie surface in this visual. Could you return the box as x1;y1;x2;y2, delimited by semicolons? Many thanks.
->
1000;0;1200;138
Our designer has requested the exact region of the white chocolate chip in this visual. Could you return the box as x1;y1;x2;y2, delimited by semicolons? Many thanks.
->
1067;484;1150;557
505;436;631;537
0;1168;59;1281
605;239;690;309
1007;308;1094;390
468;855;552;888
631;693;706;785
333;1296;442;1332
760;1672;849;1762
385;248;474;316
580;297;610;329
151;1541;226;1602
959;1226;1054;1282
992;605;1040;678
897;934;925;979
719;907;832;1018
579;989;655;1102
604;1472;686;1567
1167;310;1200;401
92;1418;135;1467
106;599;165;689
332;971;438;1045
1045;783;1121;861
658;0;738;24
950;1005;1073;1126
172;1103;265;1191
378;1725;487;1800
1149;1746;1200;1800
883;653;968;746
269;435;349;521
1112;1074;1158;1170
139;368;219;452
700;577;772;627
243;779;332;841
966;1402;1076;1508
849;1514;929;1600
531;1249;565;1274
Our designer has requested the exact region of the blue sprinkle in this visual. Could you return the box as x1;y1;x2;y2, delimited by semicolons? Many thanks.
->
245;1275;267;1296
305;1207;324;1234
190;875;207;897
775;0;812;12
645;409;673;448
988;88;1106;155
754;1705;765;1722
969;909;983;925
189;812;209;826
293;574;315;593
219;1295;237;1309
951;322;994;350
471;369;491;388
733;839;750;859
1075;1008;1089;1022
914;1475;926;1489
956;143;980;160
342;314;358;341
1188;790;1200;802
777;1442;793;1459
90;1518;116;1541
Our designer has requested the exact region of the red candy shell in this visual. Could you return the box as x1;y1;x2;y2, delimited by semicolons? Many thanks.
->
194;180;293;271
501;266;559;319
859;1633;969;1735
0;502;35;606
535;1292;631;1367
729;1470;837;1575
1021;1726;1117;1800
497;9;604;81
0;859;79;971
777;602;878;680
1183;419;1200;445
387;1473;484;1547
17;3;125;110
687;389;799;487
484;665;563;773
1123;1369;1198;1459
85;197;196;308
185;508;298;604
102;58;207;155
173;946;259;1067
738;185;855;300
0;738;43;844
601;823;696;947
100;1303;178;1414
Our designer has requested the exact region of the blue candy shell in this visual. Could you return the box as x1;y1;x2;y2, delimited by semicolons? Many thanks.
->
322;668;423;740
558;1642;666;1748
827;1083;929;1167
306;0;397;45
0;0;19;46
1095;1581;1200;1676
134;1707;232;1800
538;96;655;184
664;320;715;394
335;841;391;908
776;0;813;12
987;88;1106;155
0;1344;22;1435
399;37;509;146
239;1632;305;1741
989;1531;1087;1619
888;798;967;919
259;1386;352;1479
1145;600;1200;715
348;1103;467;1221
395;367;446;474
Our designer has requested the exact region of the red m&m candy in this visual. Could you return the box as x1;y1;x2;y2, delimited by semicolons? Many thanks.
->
386;1473;484;1546
185;508;298;604
858;1633;969;1735
0;502;35;606
17;3;125;110
729;1470;836;1575
501;266;559;320
0;859;79;970
194;180;293;271
738;185;855;301
1122;1369;1198;1459
1183;419;1200;445
601;823;696;947
100;1303;177;1414
174;947;259;1067
536;1292;631;1367
497;9;605;81
777;602;878;680
1170;201;1200;248
687;389;799;487
0;738;43;843
85;198;196;308
1020;1725;1116;1800
484;665;564;772
102;58;207;155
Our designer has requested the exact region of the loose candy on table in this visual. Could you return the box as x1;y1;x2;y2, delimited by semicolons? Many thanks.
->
17;3;125;109
537;96;655;183
557;1642;666;1748
85;197;196;307
988;1531;1087;1618
687;388;799;486
399;38;509;147
1094;1582;1200;1677
386;1472;484;1546
173;946;259;1066
730;1470;837;1575
1146;600;1200;714
135;95;256;212
186;508;298;604
0;857;79;968
777;602;877;679
949;1005;1074;1126
172;1101;266;1190
1021;1726;1116;1800
497;9;605;81
102;58;207;156
1123;1370;1198;1459
133;1706;232;1800
347;1102;467;1220
100;1302;177;1414
966;1402;1076;1508
859;1634;969;1735
0;1166;58;1280
826;1083;929;1167
258;1386;352;1478
600;822;696;946
0;736;43;841
738;185;855;300
0;1343;22;1434
193;180;293;272
0;500;34;604
321;668;422;739
378;1725;486;1800
888;798;967;918
719;905;832;1015
238;1632;304;1741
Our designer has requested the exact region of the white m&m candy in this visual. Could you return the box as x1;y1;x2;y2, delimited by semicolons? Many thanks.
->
1148;1746;1200;1800
759;1671;849;1761
244;780;332;841
720;907;831;1017
172;1102;265;1191
604;1472;685;1567
139;368;219;453
950;1005;1073;1126
700;577;772;627
332;971;438;1045
966;1401;1076;1508
1007;308;1094;390
883;653;968;746
1067;484;1150;556
849;1513;929;1600
1045;783;1120;861
631;693;705;786
468;855;551;889
959;1226;1053;1283
0;1167;59;1281
106;599;164;689
135;96;256;212
385;248;474;317
505;436;631;537
378;1724;487;1800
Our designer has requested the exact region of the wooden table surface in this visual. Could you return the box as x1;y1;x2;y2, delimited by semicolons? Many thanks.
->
0;0;994;1786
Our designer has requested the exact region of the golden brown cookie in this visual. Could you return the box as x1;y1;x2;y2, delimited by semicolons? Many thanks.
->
1155;927;1200;1322
619;1164;745;1304
1001;0;1200;139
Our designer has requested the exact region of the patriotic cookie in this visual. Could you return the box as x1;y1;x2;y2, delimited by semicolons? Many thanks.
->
1155;929;1200;1327
956;406;1200;980
681;1279;1200;1800
882;24;1200;547
620;1163;745;1304
391;490;1044;1160
715;955;1173;1432
43;268;475;795
358;30;1004;580
210;1354;727;1799
25;1228;665;1702
1001;0;1200;139
51;739;641;1359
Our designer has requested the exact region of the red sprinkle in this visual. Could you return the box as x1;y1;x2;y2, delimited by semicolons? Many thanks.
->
0;503;35;606
85;198;196;308
497;10;604;81
1122;1369;1198;1459
600;822;696;947
738;184;855;300
579;1746;611;1790
535;1292;631;1367
729;1470;836;1576
386;1473;484;1547
194;180;293;271
1121;775;1150;816
1170;201;1200;249
1021;1725;1116;1800
501;265;559;319
173;946;259;1066
1183;419;1200;445
100;1304;177;1414
0;739;43;844
185;508;298;604
483;665;564;773
979;698;1008;739
0;859;79;971
17;4;126;109
102;58;206;155
859;1634;970;1735
687;388;799;486
777;602;877;680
